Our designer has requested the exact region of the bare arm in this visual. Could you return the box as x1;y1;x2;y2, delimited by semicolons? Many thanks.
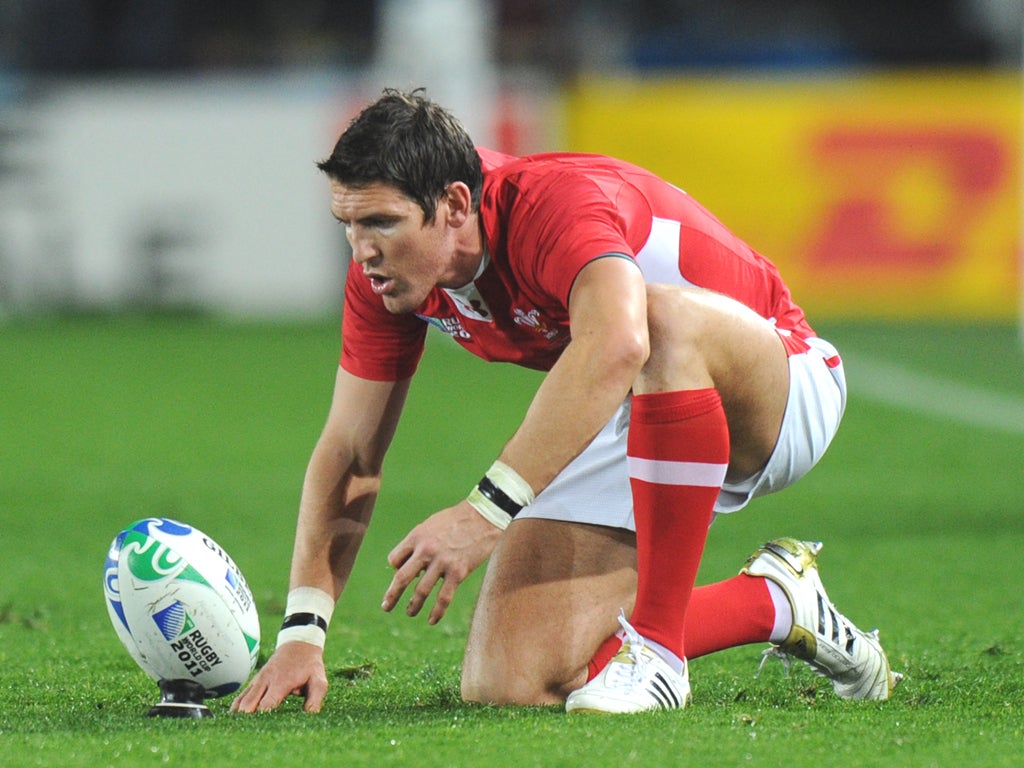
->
289;366;411;599
383;256;649;623
232;366;410;713
503;256;649;492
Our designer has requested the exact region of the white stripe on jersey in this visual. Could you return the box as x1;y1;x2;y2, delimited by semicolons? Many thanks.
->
627;456;728;488
634;216;696;287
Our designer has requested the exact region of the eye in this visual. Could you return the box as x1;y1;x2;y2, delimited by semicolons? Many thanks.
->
366;216;399;231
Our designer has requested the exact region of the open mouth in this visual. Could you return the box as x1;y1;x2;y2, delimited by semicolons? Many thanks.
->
367;273;395;296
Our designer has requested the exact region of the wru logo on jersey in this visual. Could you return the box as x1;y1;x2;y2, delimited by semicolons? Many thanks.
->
513;308;562;342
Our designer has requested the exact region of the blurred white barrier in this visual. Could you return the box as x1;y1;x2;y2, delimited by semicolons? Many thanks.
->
0;77;352;316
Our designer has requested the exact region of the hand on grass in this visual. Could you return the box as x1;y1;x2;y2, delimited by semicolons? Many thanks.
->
382;499;502;625
230;641;328;714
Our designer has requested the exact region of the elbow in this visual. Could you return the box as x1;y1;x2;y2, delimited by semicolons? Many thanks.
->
626;326;651;371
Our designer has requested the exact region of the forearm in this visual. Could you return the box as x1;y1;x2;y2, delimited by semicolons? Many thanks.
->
495;257;649;497
284;369;409;602
288;437;380;600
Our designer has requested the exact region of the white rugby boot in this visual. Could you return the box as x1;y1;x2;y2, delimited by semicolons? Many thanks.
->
742;537;902;701
565;611;691;714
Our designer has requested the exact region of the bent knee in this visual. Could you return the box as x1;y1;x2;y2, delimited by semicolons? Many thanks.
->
641;285;714;390
641;284;783;393
644;284;722;349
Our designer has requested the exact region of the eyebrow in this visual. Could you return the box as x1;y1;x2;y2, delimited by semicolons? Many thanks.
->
334;212;402;227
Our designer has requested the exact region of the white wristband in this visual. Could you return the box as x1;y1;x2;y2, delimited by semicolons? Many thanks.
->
466;460;535;531
467;485;512;530
276;586;335;649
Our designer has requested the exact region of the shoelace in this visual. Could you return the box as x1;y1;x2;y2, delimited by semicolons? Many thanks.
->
756;646;793;678
613;609;649;684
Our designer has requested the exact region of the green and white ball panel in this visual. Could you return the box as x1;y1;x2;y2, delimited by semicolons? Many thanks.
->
103;518;260;697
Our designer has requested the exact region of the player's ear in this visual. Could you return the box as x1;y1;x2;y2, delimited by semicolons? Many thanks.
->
443;182;473;226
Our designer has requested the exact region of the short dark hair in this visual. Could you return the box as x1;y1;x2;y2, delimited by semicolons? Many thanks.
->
317;88;483;222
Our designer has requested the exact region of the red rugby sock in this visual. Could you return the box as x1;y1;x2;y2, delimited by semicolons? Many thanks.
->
625;388;729;661
586;575;778;681
684;574;777;659
587;631;626;682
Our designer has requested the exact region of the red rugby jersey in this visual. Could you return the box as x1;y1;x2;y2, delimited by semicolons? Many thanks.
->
340;148;815;381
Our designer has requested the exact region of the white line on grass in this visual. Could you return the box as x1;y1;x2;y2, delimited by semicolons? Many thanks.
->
844;354;1024;436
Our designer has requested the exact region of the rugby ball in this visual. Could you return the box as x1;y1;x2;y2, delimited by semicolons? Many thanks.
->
103;518;260;697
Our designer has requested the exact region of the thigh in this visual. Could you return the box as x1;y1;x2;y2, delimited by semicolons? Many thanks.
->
461;518;637;705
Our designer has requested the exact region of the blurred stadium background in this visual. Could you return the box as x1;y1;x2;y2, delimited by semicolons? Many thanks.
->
0;0;1020;326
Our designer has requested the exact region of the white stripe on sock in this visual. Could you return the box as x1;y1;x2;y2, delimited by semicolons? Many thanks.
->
627;457;728;487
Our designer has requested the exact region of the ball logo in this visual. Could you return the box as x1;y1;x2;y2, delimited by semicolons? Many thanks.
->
152;600;192;641
151;599;226;678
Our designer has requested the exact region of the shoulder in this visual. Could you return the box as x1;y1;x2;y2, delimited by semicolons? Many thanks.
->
481;151;653;227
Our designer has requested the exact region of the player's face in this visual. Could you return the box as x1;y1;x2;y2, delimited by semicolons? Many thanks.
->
330;180;459;314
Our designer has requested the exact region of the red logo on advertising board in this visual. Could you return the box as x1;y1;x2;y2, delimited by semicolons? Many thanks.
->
809;129;1009;270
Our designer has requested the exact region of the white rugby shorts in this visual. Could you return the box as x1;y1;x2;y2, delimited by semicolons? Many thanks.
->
516;336;847;530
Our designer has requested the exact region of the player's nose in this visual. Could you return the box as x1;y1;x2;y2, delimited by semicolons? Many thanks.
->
350;235;379;265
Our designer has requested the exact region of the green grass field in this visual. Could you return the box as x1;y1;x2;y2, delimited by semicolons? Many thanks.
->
1;315;1022;767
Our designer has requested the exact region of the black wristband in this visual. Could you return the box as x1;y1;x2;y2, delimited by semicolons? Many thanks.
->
477;474;524;517
281;612;328;632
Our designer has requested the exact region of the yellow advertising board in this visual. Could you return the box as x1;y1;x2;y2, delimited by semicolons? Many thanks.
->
565;72;1021;319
